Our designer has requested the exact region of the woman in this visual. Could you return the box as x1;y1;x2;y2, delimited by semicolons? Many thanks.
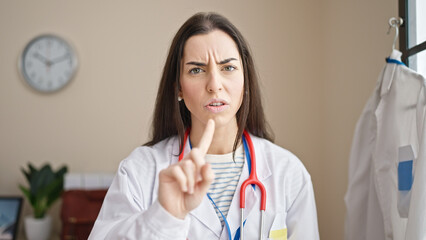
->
89;12;319;240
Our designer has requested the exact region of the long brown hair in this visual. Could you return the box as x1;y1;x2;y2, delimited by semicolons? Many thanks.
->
145;12;274;155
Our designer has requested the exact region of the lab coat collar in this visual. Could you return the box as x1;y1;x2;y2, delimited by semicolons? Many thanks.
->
171;133;273;238
389;49;402;61
381;49;404;96
171;136;223;236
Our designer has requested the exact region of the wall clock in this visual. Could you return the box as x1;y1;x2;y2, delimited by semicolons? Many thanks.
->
19;34;78;93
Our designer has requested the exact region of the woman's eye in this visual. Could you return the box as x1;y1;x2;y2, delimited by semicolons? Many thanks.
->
189;68;203;74
223;65;236;71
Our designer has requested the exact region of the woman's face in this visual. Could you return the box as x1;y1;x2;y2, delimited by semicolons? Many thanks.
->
180;30;244;131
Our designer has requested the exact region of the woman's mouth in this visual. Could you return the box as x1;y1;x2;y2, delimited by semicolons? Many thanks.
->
205;99;229;113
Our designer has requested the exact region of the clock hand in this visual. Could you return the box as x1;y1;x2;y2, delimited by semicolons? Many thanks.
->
50;54;70;65
33;52;51;65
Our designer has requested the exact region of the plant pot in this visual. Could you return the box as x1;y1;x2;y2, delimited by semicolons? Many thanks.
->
24;215;52;240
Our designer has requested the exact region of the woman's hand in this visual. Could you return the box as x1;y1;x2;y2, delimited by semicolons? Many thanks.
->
158;119;215;219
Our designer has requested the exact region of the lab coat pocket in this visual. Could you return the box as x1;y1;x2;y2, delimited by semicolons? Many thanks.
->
397;145;415;218
268;212;287;240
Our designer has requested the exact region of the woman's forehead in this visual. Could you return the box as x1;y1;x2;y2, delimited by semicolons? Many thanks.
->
182;30;240;62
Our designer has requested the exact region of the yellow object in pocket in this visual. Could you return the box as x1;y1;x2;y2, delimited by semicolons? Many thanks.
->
269;228;287;240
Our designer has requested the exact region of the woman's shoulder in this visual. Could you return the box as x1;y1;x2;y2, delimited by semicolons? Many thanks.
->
251;135;313;210
251;135;301;162
251;135;310;177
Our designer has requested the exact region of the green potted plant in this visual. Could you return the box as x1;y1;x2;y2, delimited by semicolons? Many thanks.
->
19;163;68;240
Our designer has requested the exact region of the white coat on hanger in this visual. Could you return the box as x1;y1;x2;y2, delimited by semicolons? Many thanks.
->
405;74;426;239
345;50;425;240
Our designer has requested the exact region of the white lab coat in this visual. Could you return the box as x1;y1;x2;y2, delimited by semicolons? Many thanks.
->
405;69;426;239
89;134;319;240
345;50;426;240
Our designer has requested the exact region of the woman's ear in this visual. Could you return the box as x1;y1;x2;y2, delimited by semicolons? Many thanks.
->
174;82;183;101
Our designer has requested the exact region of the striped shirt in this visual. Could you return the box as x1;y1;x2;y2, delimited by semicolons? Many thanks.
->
205;145;245;227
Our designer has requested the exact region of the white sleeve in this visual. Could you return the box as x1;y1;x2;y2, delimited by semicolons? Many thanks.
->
344;100;377;240
88;159;191;240
286;175;320;240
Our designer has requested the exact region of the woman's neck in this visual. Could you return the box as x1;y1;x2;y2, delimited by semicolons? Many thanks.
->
190;120;239;154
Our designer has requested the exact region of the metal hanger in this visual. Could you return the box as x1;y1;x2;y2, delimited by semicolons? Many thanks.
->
387;17;404;51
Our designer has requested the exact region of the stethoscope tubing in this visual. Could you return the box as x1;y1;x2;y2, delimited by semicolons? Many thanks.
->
240;130;266;240
178;128;266;240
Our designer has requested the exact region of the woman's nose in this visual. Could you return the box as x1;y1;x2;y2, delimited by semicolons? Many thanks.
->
206;69;223;93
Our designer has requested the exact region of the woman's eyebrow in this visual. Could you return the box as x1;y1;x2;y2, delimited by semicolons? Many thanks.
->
218;58;238;64
185;57;238;66
186;61;206;66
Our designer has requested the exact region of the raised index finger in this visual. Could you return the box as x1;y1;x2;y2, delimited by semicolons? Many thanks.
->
198;119;215;155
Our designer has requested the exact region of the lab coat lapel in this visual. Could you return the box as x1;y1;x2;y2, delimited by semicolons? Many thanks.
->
174;137;222;237
224;154;255;239
224;134;272;239
189;195;223;237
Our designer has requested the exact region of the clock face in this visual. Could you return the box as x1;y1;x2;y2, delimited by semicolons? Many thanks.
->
20;34;78;93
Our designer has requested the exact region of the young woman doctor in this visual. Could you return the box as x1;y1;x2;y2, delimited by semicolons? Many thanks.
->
89;12;319;240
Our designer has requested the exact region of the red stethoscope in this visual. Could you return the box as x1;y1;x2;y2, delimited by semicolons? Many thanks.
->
178;129;266;240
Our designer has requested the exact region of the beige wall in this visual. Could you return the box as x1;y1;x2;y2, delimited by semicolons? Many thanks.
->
0;0;397;239
320;1;398;238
